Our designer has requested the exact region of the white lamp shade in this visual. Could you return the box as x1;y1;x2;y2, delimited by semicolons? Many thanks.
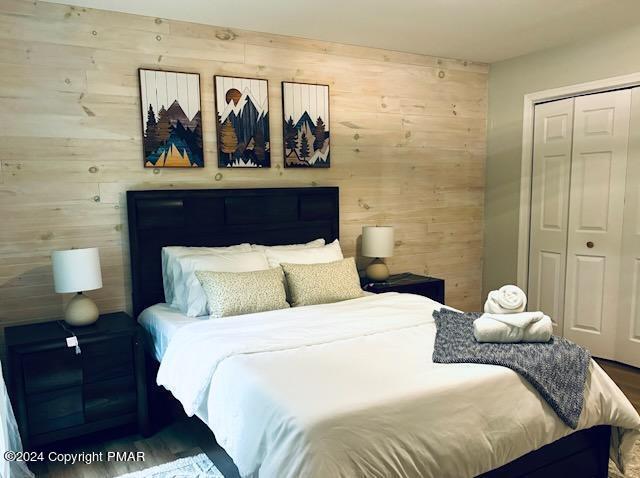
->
52;248;103;293
362;226;394;258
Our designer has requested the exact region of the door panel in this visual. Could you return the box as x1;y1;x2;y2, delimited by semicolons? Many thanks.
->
537;251;563;326
633;260;640;338
617;87;640;367
575;152;612;231
541;155;566;230
563;89;631;359
571;255;606;332
528;99;574;334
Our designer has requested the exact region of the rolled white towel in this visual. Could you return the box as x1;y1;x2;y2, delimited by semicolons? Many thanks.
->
523;315;553;342
473;312;553;343
484;285;527;314
481;311;543;328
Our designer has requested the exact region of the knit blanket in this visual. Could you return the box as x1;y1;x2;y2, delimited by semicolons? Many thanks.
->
432;309;591;429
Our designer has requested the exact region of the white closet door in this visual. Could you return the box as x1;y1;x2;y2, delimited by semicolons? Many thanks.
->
617;87;640;367
563;89;631;359
528;98;574;334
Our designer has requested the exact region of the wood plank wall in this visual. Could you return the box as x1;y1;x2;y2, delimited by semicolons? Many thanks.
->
0;0;488;333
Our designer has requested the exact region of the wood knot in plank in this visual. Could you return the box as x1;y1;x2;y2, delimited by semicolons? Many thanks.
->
215;29;238;41
82;106;95;117
358;199;371;210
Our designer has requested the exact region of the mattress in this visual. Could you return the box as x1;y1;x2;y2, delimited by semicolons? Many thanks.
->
139;292;377;361
137;303;204;361
156;292;640;478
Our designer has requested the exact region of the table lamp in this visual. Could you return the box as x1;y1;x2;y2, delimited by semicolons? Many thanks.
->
52;247;103;326
362;226;394;281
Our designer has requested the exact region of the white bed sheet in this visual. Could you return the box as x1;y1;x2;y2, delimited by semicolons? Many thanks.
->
156;292;640;478
138;303;204;361
138;293;377;361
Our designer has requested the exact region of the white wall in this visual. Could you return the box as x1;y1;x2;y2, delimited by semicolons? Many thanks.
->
484;24;640;294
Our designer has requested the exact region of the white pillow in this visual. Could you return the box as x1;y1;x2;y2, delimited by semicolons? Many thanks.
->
265;239;343;268
250;238;325;251
162;244;251;304
173;250;270;317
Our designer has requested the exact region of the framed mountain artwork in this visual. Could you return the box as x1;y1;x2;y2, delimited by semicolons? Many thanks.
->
214;76;270;168
138;69;203;168
282;82;330;168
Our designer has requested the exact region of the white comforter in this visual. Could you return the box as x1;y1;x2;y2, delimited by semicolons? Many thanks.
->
1;362;33;478
157;293;640;478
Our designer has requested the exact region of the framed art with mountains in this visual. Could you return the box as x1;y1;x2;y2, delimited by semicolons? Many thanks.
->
214;76;270;168
139;69;203;168
282;82;330;168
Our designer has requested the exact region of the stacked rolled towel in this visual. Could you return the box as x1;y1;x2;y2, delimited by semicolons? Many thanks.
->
473;312;553;343
475;285;553;343
484;285;527;314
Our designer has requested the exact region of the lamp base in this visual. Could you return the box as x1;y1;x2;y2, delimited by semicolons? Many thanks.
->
365;258;390;282
64;292;99;326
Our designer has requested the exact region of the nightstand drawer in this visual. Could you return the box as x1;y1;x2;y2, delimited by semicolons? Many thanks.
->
82;337;134;383
6;312;149;448
394;282;444;302
27;387;84;435
361;274;445;303
84;375;137;422
22;349;82;394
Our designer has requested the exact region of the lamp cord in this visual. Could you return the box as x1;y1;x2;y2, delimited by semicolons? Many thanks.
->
57;321;82;355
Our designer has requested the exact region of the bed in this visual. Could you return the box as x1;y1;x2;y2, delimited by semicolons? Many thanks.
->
127;187;640;478
1;361;33;478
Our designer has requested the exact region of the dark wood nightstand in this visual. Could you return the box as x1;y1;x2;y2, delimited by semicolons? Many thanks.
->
361;273;445;303
5;312;149;449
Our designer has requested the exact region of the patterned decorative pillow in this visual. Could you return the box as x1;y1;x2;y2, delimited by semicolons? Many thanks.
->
195;268;289;318
281;257;364;307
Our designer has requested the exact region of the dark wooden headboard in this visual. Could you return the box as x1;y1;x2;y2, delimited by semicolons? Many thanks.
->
126;187;339;316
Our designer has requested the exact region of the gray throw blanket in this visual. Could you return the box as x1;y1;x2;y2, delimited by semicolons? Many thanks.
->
432;309;591;429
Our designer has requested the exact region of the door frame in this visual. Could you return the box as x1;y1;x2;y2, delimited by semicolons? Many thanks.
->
516;72;640;292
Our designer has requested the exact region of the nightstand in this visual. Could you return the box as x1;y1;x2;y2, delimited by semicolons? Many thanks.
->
361;273;445;303
5;312;149;449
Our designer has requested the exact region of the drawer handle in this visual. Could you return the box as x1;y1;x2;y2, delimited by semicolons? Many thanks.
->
586;241;594;249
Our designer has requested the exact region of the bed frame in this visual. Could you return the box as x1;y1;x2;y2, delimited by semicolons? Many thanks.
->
127;187;611;478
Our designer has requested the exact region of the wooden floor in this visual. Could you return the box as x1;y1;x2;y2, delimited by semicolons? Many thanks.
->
30;418;216;478
30;360;640;478
595;358;640;412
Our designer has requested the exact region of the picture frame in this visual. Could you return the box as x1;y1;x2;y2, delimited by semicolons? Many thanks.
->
214;75;270;168
282;81;330;168
138;69;204;168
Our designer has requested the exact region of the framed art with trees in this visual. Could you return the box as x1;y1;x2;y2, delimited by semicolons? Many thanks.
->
282;82;330;168
138;69;203;168
214;76;270;168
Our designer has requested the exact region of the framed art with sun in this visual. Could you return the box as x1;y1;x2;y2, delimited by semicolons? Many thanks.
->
139;69;203;168
214;76;270;168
